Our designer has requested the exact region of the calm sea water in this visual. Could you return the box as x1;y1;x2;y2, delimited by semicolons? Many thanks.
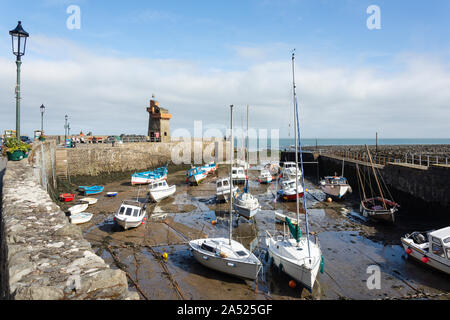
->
234;138;450;151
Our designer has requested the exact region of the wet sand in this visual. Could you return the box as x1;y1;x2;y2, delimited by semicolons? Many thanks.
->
59;165;450;300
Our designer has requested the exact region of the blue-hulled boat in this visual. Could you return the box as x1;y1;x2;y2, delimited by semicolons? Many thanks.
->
83;186;104;196
186;167;207;185
201;162;217;175
131;166;168;185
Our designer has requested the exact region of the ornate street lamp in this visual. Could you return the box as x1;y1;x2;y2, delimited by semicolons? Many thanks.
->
40;104;45;133
9;21;29;139
64;115;68;146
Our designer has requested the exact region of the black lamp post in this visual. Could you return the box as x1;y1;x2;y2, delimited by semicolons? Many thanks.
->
9;21;29;140
40;104;45;133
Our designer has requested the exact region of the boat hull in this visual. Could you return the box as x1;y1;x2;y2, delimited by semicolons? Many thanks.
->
401;238;450;275
233;203;259;219
188;173;207;185
114;216;145;230
68;203;89;215
266;236;321;292
360;201;397;223
320;184;350;199
149;185;176;202
189;240;261;280
70;212;93;225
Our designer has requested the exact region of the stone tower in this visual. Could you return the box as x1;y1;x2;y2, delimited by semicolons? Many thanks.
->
147;95;172;142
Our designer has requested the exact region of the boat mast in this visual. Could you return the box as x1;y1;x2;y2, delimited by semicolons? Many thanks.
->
229;105;234;245
292;51;312;260
365;144;387;210
292;51;300;242
245;105;249;193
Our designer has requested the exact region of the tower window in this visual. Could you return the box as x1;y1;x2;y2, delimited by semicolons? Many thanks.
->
164;132;167;136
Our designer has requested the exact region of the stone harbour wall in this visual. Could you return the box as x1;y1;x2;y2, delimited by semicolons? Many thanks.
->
0;159;139;300
66;139;229;176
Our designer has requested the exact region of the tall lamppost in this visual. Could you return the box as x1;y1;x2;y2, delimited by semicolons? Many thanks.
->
9;21;29;140
64;115;68;146
40;104;45;133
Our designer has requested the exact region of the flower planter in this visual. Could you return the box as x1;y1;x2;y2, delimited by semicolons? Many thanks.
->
39;137;46;141
7;150;29;161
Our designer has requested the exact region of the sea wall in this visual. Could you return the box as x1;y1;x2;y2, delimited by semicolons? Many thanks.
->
0;159;139;300
28;140;57;191
66;139;230;176
317;154;450;216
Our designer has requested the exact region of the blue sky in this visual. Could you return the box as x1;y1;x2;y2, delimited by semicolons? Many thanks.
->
0;0;449;138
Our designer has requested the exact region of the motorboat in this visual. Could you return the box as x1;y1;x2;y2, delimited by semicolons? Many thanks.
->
233;192;260;219
186;167;207;185
277;179;304;201
231;167;246;185
131;166;168;185
401;226;450;274
201;162;217;175
258;168;273;184
148;179;176;202
114;200;147;230
280;162;301;181
216;177;238;202
320;176;352;199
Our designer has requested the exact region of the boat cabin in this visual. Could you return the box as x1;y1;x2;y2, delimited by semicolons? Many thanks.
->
116;200;146;219
282;162;298;169
149;179;169;191
187;167;205;177
232;167;245;176
429;227;450;260
217;178;231;189
323;176;348;185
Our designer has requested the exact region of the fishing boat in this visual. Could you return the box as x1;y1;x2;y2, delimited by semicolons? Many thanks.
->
113;200;147;230
320;176;352;199
70;212;93;225
106;192;118;197
266;51;323;292
277;178;304;201
355;147;399;223
231;167;246;185
201;162;217;175
80;197;98;205
233;105;260;220
280;162;301;181
59;193;74;202
216;177;238;202
148;180;176;202
401;226;450;275
82;186;104;196
258;168;273;184
186;166;207;185
68;203;89;215
131;166;168;185
189;105;262;280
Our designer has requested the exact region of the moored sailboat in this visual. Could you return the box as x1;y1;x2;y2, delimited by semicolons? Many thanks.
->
266;51;323;292
189;104;262;280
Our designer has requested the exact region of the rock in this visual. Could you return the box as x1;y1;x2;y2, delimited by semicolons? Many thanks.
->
14;286;64;300
52;224;83;239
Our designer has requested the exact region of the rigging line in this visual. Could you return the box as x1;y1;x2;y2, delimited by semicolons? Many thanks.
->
292;51;312;260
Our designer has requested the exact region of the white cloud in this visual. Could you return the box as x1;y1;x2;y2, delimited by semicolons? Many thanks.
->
1;36;449;138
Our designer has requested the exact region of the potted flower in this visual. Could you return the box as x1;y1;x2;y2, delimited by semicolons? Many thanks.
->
2;137;32;161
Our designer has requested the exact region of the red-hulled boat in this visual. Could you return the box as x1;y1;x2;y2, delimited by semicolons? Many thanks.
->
59;193;75;202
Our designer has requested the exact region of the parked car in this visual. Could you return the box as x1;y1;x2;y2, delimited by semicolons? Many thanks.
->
20;136;32;144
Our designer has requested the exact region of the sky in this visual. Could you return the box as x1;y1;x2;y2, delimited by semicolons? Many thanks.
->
0;0;449;138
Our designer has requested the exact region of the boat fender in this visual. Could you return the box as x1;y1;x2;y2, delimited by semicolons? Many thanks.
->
278;263;283;274
320;256;324;274
405;248;412;255
421;256;429;263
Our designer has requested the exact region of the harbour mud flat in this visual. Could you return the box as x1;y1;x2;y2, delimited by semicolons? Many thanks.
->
59;165;450;300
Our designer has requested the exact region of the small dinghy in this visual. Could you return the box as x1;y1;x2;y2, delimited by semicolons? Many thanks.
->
83;186;104;196
114;200;147;230
80;197;98;205
70;212;93;225
59;193;74;202
68;203;89;215
186;167;207;185
107;192;118;197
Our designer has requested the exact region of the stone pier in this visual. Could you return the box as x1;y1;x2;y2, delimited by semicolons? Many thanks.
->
0;158;138;300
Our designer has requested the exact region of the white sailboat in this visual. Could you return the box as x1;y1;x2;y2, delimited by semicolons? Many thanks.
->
189;104;262;280
266;51;323;292
233;105;260;219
